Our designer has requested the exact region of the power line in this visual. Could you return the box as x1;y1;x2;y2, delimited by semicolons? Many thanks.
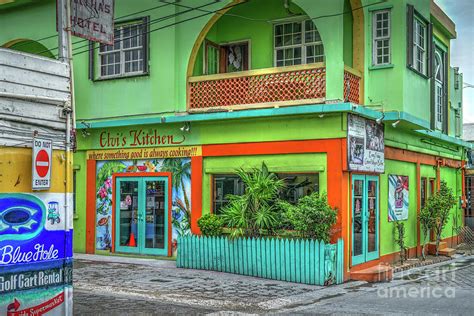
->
34;1;219;56
71;1;248;57
12;1;174;51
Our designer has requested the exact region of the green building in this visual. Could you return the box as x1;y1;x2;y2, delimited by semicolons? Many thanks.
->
1;0;469;281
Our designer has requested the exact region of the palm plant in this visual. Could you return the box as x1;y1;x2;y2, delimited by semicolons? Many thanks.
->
221;162;285;238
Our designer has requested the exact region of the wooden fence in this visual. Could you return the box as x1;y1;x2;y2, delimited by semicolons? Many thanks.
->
177;236;344;286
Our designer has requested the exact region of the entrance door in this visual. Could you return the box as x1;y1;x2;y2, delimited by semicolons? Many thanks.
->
352;175;379;265
115;176;168;256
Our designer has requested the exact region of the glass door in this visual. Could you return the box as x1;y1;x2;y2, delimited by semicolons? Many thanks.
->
352;175;379;265
115;176;168;256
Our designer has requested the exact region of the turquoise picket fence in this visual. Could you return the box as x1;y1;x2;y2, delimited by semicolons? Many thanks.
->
177;236;344;285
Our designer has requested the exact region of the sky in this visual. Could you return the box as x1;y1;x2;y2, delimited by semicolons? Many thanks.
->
435;0;474;123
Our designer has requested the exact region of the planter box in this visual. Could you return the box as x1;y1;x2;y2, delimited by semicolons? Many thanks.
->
177;235;344;286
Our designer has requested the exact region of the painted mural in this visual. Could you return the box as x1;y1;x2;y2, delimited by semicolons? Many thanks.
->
0;193;73;315
388;175;409;221
95;158;191;251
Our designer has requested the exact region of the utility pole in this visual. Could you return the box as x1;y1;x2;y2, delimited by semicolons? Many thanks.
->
57;1;74;315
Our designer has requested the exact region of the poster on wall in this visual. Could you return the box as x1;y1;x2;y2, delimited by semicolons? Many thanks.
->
347;114;384;173
95;158;191;253
388;175;409;221
0;193;73;315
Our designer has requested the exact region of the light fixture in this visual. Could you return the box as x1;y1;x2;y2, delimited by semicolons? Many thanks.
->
180;122;191;133
318;114;325;118
376;114;385;124
80;120;91;129
392;120;400;128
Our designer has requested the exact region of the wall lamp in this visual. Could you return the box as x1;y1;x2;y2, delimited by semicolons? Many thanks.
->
392;120;400;128
376;113;385;124
180;122;191;133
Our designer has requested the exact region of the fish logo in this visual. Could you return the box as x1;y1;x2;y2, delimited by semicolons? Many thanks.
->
0;194;45;242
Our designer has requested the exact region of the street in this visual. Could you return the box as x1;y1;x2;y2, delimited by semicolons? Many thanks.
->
73;254;474;315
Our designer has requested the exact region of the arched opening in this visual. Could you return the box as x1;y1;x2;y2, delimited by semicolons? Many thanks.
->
188;0;325;77
2;38;55;59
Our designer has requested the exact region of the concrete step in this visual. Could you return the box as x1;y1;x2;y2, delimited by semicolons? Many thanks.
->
438;247;456;257
350;265;393;283
427;241;448;255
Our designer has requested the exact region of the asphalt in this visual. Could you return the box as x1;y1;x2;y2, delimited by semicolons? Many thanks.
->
73;254;474;315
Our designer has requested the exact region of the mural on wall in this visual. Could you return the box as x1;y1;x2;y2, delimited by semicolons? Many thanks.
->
0;193;73;315
348;114;385;173
388;175;409;221
95;158;191;251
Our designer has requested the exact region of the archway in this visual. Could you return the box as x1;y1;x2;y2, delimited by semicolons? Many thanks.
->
2;38;55;59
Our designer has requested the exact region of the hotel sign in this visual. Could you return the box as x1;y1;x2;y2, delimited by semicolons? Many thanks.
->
70;0;115;45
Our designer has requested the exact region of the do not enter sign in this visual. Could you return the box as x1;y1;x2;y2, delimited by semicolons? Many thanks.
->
32;138;52;190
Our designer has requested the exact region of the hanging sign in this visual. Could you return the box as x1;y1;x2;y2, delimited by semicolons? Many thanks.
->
32;138;52;190
70;0;115;45
347;114;385;173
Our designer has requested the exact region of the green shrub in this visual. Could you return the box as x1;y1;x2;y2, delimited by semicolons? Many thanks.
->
197;214;224;236
394;221;407;264
281;193;337;242
221;162;285;238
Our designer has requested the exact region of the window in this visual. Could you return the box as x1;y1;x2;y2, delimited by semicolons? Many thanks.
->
203;40;250;75
96;18;148;79
421;177;427;208
372;10;391;65
274;19;324;67
277;173;319;204
213;175;244;214
434;48;446;131
212;173;319;214
413;17;427;74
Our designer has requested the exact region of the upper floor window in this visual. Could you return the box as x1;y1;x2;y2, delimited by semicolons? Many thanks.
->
413;17;427;74
95;18;149;79
407;5;431;77
274;19;324;67
372;9;391;65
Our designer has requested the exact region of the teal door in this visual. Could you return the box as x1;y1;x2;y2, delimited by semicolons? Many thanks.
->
352;175;379;265
115;176;169;256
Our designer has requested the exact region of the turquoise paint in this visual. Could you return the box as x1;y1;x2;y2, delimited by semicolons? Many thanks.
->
177;235;344;285
114;176;169;256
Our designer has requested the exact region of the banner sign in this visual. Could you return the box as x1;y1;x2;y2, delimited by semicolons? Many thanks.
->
32;138;52;190
87;146;202;160
70;0;115;45
347;114;384;173
388;175;409;221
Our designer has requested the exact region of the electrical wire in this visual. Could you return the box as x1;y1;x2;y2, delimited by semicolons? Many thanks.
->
71;1;248;57
12;1;174;51
34;1;220;56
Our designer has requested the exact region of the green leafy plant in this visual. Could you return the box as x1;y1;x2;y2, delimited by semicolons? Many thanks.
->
198;214;224;237
280;193;337;242
419;205;436;260
221;162;285;238
394;221;407;264
428;181;457;256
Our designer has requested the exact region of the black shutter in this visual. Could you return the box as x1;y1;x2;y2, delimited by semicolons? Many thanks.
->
142;16;150;75
406;4;414;68
88;41;94;81
427;23;434;78
443;51;449;134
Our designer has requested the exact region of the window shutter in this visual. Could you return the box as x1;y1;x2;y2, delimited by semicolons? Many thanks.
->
443;51;449;134
88;41;94;81
142;16;150;75
427;23;434;78
406;4;414;68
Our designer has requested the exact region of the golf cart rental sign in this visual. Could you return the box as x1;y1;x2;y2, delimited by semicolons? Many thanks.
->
347;114;385;173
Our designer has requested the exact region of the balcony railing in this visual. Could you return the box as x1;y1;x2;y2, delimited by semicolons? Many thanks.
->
187;63;361;111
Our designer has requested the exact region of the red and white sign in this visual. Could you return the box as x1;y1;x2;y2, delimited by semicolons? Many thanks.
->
32;138;53;190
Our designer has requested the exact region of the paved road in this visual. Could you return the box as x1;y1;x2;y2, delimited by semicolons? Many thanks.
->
73;254;474;315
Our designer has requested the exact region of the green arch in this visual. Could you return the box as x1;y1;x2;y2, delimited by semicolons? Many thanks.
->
3;39;55;59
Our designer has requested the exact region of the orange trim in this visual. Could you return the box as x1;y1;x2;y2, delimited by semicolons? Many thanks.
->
111;172;173;256
385;146;462;168
436;166;441;191
416;162;421;257
86;160;96;254
191;156;203;234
